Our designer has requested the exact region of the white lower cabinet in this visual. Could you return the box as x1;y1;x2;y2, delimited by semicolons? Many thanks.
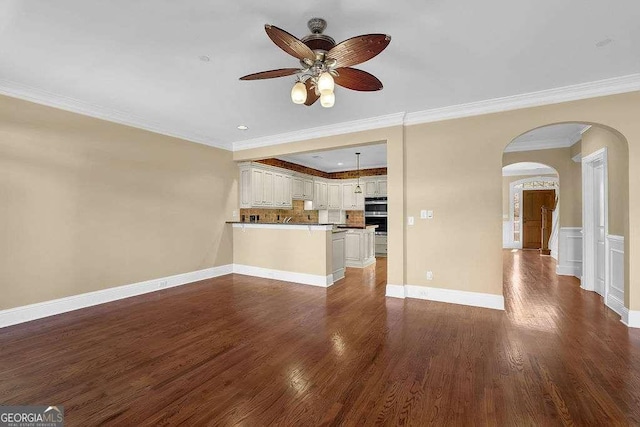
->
344;227;376;268
332;231;346;282
375;234;388;255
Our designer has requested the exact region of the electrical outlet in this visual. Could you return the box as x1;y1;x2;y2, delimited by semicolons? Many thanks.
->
159;280;168;288
232;210;238;218
407;216;415;226
426;271;433;280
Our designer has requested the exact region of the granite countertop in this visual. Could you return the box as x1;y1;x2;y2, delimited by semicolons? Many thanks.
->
226;221;335;226
336;224;379;230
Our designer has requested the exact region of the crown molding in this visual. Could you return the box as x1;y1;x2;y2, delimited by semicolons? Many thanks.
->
502;167;557;176
404;73;640;126
504;137;576;153
232;112;406;151
0;78;230;150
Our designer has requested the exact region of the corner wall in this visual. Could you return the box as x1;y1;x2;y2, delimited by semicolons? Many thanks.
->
0;95;237;310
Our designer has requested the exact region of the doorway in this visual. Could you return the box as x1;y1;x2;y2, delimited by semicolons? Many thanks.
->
582;148;608;297
522;189;556;250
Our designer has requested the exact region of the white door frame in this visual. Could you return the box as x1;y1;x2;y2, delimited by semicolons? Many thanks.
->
582;147;609;297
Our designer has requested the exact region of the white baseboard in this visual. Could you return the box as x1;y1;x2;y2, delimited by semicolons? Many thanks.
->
556;265;582;277
232;264;334;288
622;310;640;329
345;257;376;268
405;285;505;311
385;284;504;310
606;295;627;319
551;249;558;261
385;284;406;298
0;264;233;329
333;268;345;282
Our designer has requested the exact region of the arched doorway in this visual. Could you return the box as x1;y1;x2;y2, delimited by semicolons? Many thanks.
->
502;122;629;321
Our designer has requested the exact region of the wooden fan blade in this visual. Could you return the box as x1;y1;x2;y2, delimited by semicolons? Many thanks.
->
265;24;315;62
239;68;300;80
304;79;319;106
334;67;383;91
327;34;391;68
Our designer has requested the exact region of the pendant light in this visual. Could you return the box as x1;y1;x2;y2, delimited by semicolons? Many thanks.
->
354;152;363;194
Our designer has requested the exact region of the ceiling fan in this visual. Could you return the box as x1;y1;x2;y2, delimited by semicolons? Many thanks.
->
239;18;391;108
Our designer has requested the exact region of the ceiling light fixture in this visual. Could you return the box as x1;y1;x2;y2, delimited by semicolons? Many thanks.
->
354;152;362;194
240;18;391;109
237;125;249;130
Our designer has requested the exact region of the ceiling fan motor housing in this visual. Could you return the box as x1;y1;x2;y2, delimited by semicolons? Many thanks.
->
301;18;336;52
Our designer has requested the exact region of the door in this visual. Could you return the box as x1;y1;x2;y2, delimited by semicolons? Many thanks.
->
283;175;292;208
522;190;555;249
262;170;274;206
273;173;284;206
251;169;264;206
303;179;314;199
292;177;304;199
594;162;606;296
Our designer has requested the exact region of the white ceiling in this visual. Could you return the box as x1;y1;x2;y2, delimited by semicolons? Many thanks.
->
504;123;590;152
1;1;639;150
278;143;386;172
502;162;557;176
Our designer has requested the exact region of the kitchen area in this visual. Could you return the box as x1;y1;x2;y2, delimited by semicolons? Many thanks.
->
228;144;388;287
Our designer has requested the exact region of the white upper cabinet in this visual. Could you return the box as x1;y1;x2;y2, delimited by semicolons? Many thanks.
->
292;177;304;199
341;182;364;210
314;180;328;209
303;178;314;200
239;163;292;209
364;177;388;197
328;183;342;209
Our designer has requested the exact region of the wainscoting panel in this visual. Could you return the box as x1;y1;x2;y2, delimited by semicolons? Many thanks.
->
556;227;582;278
606;235;627;319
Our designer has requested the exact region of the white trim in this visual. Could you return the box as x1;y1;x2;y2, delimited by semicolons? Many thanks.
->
571;153;582;163
556;227;583;278
232;264;334;288
0;265;233;329
232;112;406;151
0;78;229;150
405;285;505;311
582;148;608;295
231;223;333;231
403;73;640;126
385;284;406;299
605;234;626;318
502;166;557;176
503;138;576;153
345;257;376;268
622;310;640;329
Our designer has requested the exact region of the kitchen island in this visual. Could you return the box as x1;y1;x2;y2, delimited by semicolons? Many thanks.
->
228;222;346;287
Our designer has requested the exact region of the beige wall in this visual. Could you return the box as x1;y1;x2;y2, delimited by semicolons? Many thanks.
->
232;227;331;276
235;92;640;309
502;174;557;218
0;95;237;310
503;148;581;227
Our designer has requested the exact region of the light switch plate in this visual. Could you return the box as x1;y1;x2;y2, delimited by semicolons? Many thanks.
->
420;210;427;219
408;216;415;226
426;271;433;280
427;210;434;219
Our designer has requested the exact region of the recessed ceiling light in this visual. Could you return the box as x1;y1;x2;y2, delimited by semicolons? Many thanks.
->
199;55;211;62
237;125;248;130
337;162;343;165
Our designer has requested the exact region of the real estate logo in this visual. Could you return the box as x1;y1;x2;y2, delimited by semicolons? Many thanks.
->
0;406;64;426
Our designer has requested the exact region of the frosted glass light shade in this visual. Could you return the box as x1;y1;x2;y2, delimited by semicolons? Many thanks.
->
317;72;334;95
320;91;335;108
291;82;307;104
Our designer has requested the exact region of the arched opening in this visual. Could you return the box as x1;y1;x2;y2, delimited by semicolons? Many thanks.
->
501;122;630;322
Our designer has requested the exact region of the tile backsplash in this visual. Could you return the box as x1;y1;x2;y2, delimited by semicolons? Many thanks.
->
345;210;365;227
240;200;319;223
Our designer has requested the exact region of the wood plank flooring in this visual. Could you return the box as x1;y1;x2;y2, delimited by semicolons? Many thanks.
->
1;251;639;425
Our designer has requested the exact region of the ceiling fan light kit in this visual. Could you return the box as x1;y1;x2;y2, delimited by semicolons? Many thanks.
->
240;18;391;108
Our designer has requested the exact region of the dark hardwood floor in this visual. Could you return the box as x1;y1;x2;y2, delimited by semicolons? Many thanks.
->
1;251;639;425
